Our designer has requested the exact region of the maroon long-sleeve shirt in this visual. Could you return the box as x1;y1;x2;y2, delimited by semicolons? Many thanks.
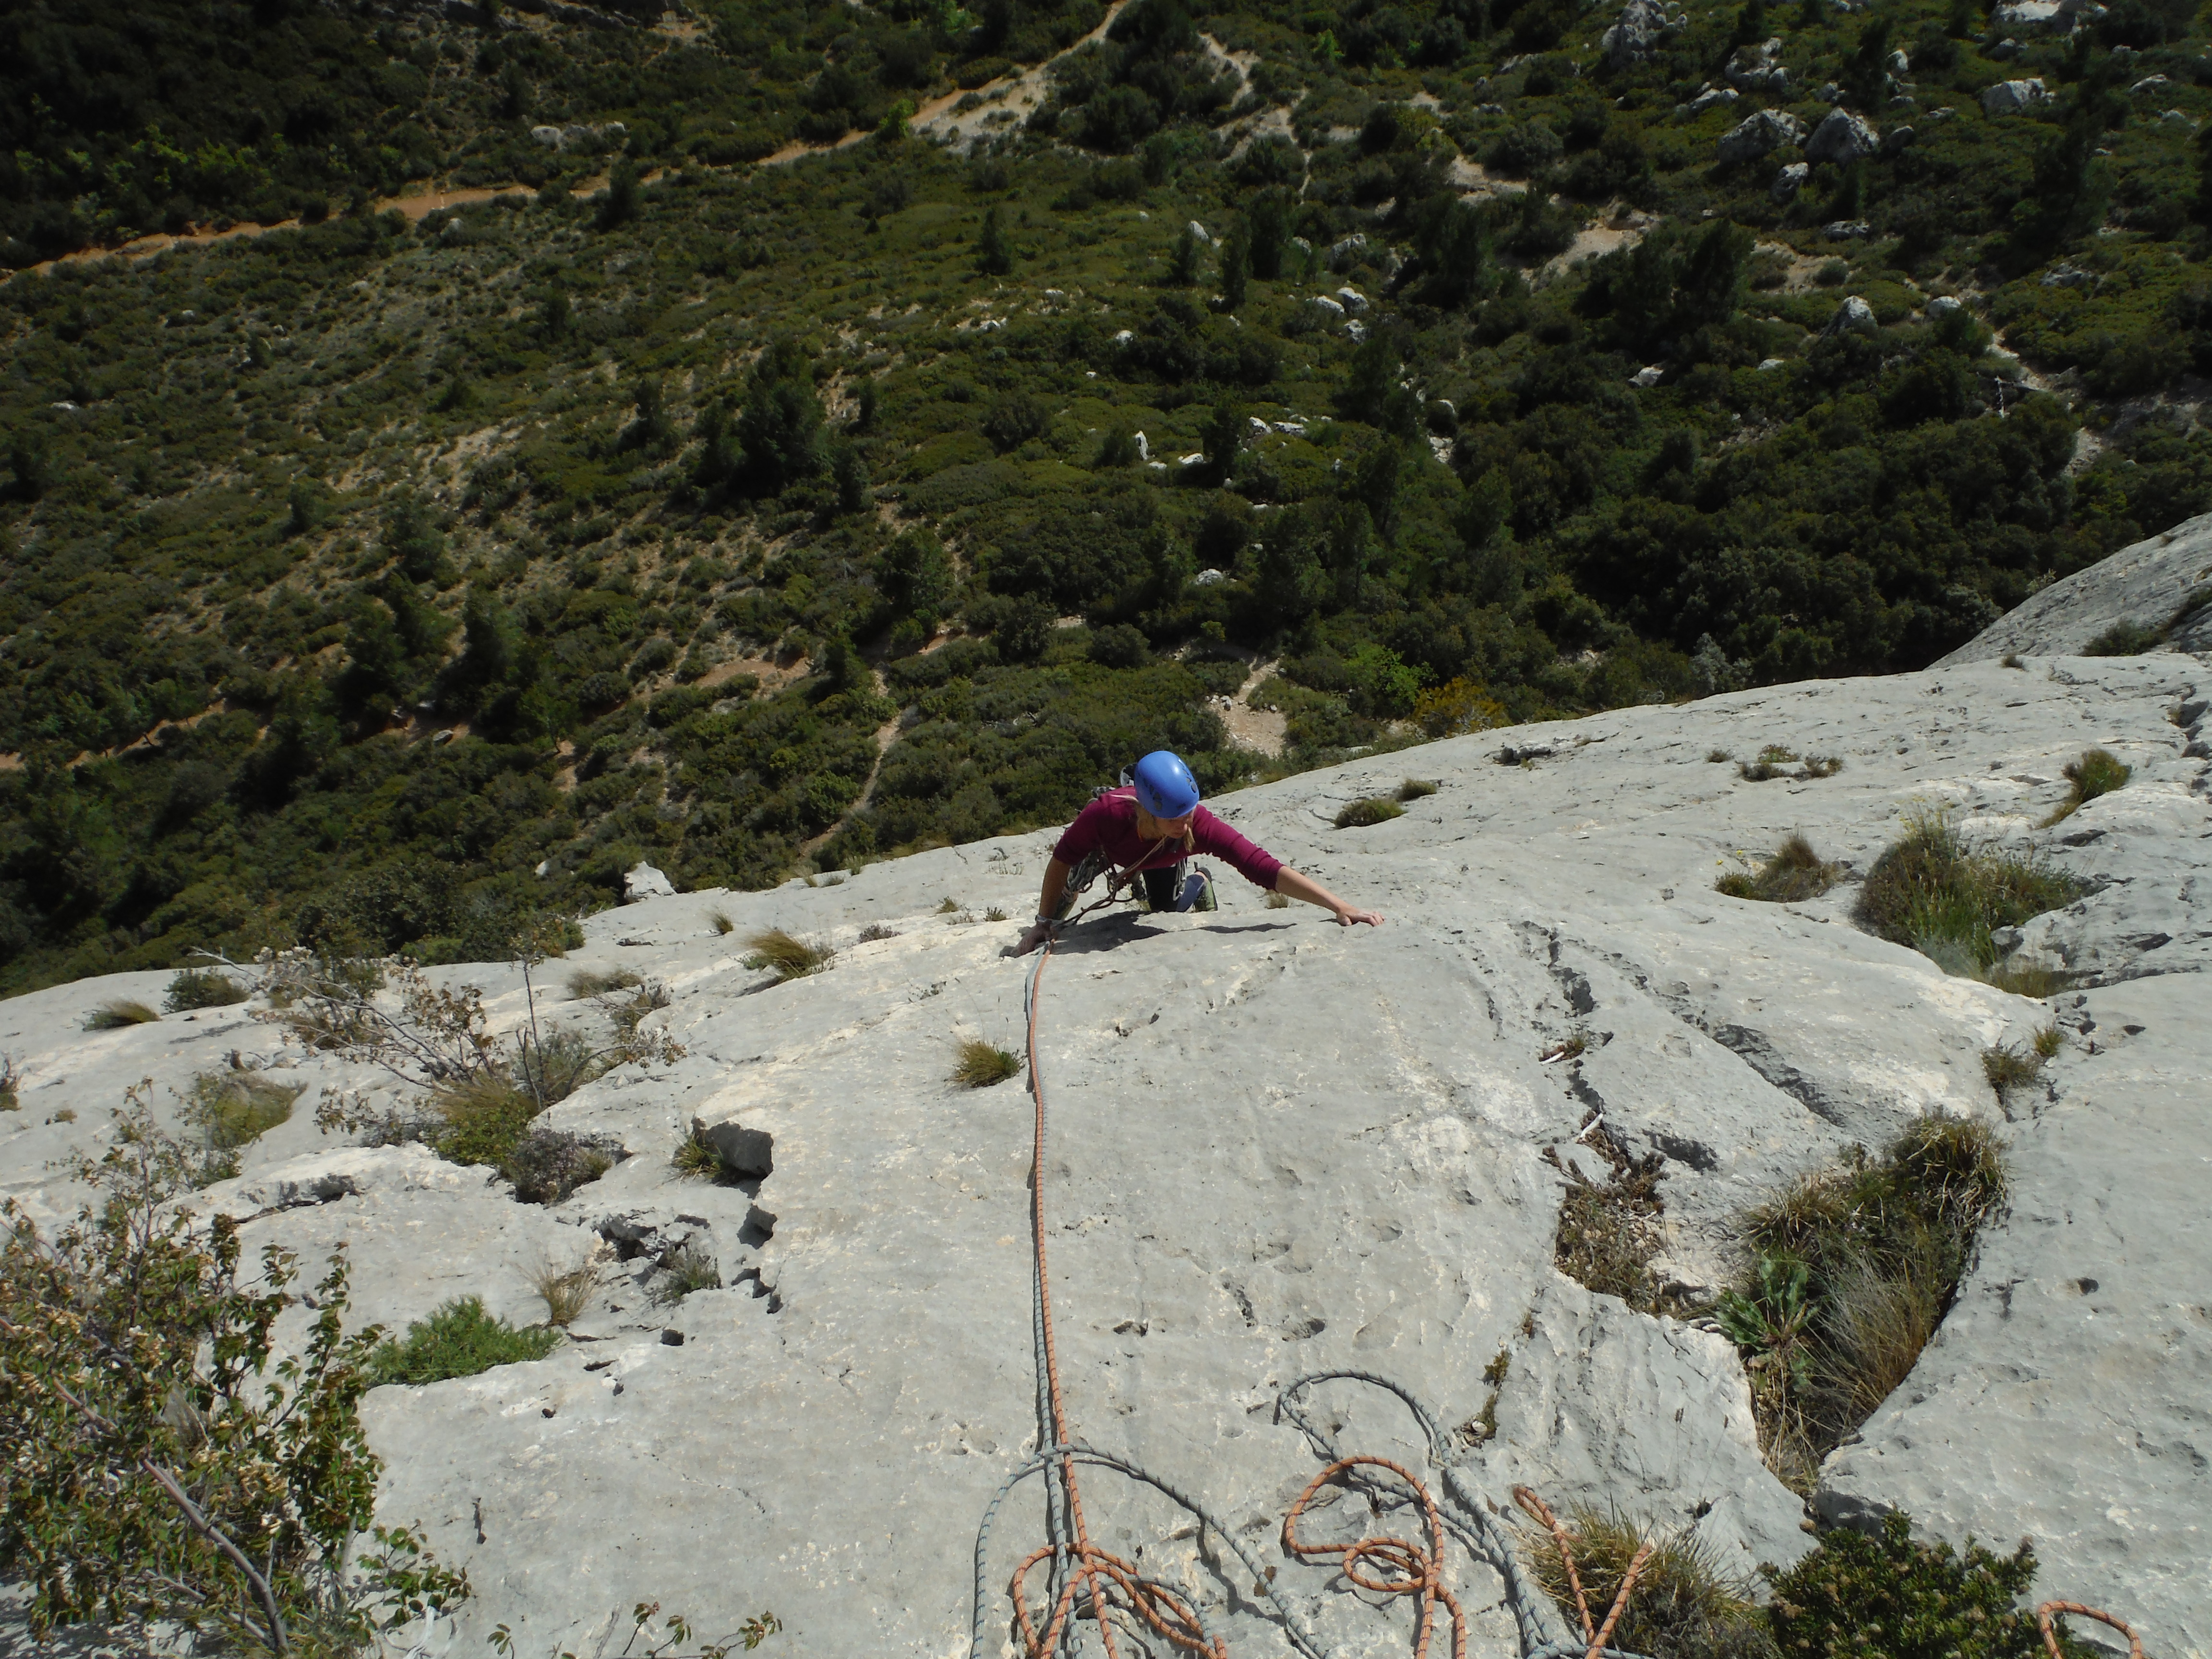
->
1052;787;1285;890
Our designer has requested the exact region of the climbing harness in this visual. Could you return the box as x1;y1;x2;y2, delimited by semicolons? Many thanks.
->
977;921;2155;1659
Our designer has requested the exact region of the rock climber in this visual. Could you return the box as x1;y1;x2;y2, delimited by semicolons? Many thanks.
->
1014;750;1385;954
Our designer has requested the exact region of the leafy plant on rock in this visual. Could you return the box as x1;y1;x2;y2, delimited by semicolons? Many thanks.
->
0;1094;471;1656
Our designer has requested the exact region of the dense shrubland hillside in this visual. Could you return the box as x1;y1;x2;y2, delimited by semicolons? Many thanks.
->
3;0;2210;990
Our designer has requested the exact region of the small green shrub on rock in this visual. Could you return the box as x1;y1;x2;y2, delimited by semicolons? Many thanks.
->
1334;796;1406;829
2082;620;2160;656
1766;1511;2076;1659
2045;747;2131;824
1716;835;1844;903
1853;812;2082;974
367;1296;561;1386
163;968;249;1012
84;999;160;1031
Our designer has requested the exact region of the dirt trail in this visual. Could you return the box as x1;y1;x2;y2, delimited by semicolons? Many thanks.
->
12;4;1133;281
799;667;902;861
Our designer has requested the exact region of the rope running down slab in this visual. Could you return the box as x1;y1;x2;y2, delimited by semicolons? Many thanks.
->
983;912;1647;1659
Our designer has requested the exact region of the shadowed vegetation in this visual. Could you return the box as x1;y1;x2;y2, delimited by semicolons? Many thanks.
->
1854;813;2083;976
1716;834;1844;904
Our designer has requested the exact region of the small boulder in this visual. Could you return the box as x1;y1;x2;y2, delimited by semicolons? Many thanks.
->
2132;73;2171;92
1928;294;1965;315
530;125;565;148
1630;365;1665;387
1335;286;1369;312
1717;108;1804;164
1822;295;1879;337
1187;220;1212;244
1982;78;2049;115
2041;265;2093;289
1824;220;1872;240
1771;160;1810;202
1805;106;1879;164
1880;125;1916;155
624;862;676;902
1725;37;1791;93
1688;84;1742;114
1308;294;1347;319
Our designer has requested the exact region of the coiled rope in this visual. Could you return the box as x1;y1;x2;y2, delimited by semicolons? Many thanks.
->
977;917;2149;1659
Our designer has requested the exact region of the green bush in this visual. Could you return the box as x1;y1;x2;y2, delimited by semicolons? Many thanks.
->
1334;796;1406;829
162;968;249;1011
1716;834;1844;904
1766;1512;2075;1659
1853;814;2083;975
366;1296;562;1386
2082;620;2161;656
2046;747;2131;824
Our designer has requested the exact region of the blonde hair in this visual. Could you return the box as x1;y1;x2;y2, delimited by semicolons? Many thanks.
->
1132;803;1196;853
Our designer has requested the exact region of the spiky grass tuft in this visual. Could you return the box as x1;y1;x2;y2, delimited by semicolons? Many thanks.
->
951;1038;1022;1088
743;928;834;982
1334;796;1405;829
84;999;160;1031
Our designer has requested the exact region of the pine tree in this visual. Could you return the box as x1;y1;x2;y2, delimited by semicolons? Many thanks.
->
977;205;1014;276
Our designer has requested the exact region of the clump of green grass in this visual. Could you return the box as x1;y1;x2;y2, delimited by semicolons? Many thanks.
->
1520;1505;1770;1659
1715;834;1845;904
2082;619;2160;656
951;1038;1022;1088
1334;796;1406;829
528;1256;602;1327
430;1073;542;1171
84;999;160;1031
2032;1022;2063;1059
1722;1118;2007;1490
1395;777;1438;802
984;906;1009;922
935;898;960;914
673;1122;739;1181
367;1296;562;1386
1706;748;1732;762
2000;652;2027;669
742;928;834;982
650;1245;721;1306
567;967;643;998
2043;746;2130;825
163;968;249;1012
708;909;735;935
1738;745;1843;782
1981;1041;2045;1095
1853;811;2083;976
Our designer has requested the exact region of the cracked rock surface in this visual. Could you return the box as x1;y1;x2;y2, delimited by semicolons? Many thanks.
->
2;643;2205;1657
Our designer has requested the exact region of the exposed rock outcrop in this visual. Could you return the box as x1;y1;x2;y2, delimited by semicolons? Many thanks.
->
4;531;2207;1656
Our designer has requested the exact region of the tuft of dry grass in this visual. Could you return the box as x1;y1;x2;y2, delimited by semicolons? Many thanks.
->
1264;890;1291;909
2032;1022;2063;1059
708;909;735;935
672;1122;735;1180
1981;1041;2044;1094
1738;744;1843;782
2044;747;2132;826
528;1255;603;1326
936;898;960;914
567;967;643;999
856;922;900;942
1715;834;1845;904
1395;777;1438;802
1706;748;1732;763
1543;1117;1690;1317
649;1245;721;1306
743;928;834;982
84;999;160;1031
1519;1505;1769;1659
1334;796;1406;829
984;906;1009;922
951;1038;1022;1088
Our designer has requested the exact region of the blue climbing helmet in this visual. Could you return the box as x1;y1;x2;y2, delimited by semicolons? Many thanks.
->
1131;750;1200;819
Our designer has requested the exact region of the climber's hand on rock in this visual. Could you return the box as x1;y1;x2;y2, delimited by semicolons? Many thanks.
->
1014;921;1053;956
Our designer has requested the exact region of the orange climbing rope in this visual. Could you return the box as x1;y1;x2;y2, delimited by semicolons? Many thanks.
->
2039;1601;2145;1659
1511;1489;1654;1659
1284;1456;1468;1659
1010;920;1476;1658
